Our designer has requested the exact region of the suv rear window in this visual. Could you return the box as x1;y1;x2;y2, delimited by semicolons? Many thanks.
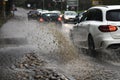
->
106;9;120;21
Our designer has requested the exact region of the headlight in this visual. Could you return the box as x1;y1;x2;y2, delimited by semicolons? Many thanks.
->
64;16;69;19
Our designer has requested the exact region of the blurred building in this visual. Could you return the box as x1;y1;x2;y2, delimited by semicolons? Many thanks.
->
52;0;67;10
91;0;120;5
54;0;92;11
79;0;92;10
25;0;92;11
26;0;52;10
6;0;13;14
0;0;3;14
92;0;103;5
0;0;13;16
102;0;120;5
25;0;66;10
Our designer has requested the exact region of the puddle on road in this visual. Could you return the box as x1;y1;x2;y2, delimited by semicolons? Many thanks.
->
2;10;120;80
70;27;120;80
71;26;120;64
98;49;120;64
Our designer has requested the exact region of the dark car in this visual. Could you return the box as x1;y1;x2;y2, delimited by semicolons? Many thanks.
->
27;10;39;20
39;12;62;25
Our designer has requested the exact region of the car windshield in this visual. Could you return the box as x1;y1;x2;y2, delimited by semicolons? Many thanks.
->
43;13;58;17
106;9;120;21
65;12;77;15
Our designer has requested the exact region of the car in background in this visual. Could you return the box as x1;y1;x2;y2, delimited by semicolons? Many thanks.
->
37;9;42;12
75;5;120;55
39;12;62;25
27;10;39;20
50;10;61;15
50;10;63;18
63;11;77;23
41;10;49;14
37;9;42;15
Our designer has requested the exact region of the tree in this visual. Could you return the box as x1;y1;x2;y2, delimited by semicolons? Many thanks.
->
102;0;120;5
14;0;27;7
79;0;92;10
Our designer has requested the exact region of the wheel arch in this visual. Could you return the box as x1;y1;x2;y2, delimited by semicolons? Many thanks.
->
88;33;95;48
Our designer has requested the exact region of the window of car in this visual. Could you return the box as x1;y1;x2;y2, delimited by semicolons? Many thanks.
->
106;9;120;21
86;9;103;21
64;11;77;15
79;12;88;22
42;13;58;17
79;9;103;22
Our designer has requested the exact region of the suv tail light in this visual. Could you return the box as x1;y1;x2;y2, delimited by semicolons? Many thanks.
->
98;25;118;32
39;18;44;22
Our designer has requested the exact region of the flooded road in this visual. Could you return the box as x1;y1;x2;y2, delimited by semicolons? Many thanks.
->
1;8;120;80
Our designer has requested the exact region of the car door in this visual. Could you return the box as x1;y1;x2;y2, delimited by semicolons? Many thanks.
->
78;9;100;48
78;11;90;48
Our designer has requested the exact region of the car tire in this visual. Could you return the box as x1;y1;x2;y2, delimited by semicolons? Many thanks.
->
88;35;96;57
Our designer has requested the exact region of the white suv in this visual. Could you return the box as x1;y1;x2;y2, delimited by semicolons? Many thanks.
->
76;5;120;54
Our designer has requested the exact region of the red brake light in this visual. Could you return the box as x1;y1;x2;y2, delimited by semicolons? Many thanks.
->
98;25;117;32
39;18;44;22
58;17;62;21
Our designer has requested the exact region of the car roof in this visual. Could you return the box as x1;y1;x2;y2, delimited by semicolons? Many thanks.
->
50;11;61;14
64;11;76;13
41;11;49;14
41;12;59;15
37;9;42;11
90;5;120;10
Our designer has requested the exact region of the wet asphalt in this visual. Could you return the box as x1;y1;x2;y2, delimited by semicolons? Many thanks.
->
0;8;76;80
1;8;120;80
